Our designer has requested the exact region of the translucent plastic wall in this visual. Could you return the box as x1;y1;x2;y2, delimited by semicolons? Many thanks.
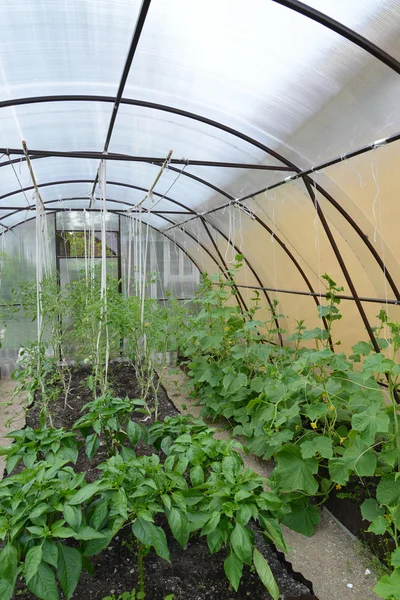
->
0;216;56;374
0;211;201;374
120;215;200;299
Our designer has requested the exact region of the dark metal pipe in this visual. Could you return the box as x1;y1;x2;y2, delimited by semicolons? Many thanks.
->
304;179;380;352
239;131;400;202
103;0;152;152
0;148;293;170
233;283;400;305
272;0;400;74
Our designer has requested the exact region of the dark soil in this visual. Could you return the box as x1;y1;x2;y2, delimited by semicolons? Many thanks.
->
12;362;315;600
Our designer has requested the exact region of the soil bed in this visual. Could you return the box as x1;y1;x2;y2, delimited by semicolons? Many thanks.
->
12;362;315;600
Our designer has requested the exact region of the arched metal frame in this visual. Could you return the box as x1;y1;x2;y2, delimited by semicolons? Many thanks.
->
0;0;399;351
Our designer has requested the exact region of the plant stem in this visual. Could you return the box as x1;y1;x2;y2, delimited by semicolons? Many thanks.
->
138;543;146;597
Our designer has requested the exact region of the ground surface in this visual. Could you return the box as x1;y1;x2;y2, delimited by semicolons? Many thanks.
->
159;367;381;600
0;364;313;600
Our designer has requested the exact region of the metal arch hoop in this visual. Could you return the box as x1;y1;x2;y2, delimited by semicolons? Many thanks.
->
0;96;396;302
271;0;400;75
0;97;397;345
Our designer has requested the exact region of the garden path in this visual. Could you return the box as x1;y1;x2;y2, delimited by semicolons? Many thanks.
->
0;378;25;480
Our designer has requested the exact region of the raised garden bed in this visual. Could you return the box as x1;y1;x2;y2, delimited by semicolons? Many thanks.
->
8;362;316;600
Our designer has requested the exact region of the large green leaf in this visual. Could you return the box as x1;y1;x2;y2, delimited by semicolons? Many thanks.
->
352;408;390;445
190;465;204;487
253;548;279;600
68;483;102;506
57;545;82;600
222;372;248;396
0;544;17;585
42;540;58;569
300;436;333;459
150;525;170;563
391;548;400;568
64;505;82;532
27;562;59;600
328;437;376;485
282;502;320;537
362;353;394;377
223;551;243;591
274;446;319;495
167;508;190;548
114;488;128;520
360;499;385;522
377;475;400;507
374;568;400;599
131;516;153;546
127;420;142;446
230;523;253;565
74;526;106;541
0;577;14;600
25;546;43;583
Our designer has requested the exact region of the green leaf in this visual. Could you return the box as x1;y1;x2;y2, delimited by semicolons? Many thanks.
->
0;544;17;585
207;528;224;554
363;353;394;377
190;465;204;487
361;499;385;522
374;568;400;599
127;420;142;446
253;548;279;600
223;372;248;395
64;505;82;531
27;562;59;600
352;341;372;356
167;508;190;548
367;516;388;535
25;546;43;583
85;434;99;459
274;446;319;495
74;526;106;541
230;523;253;565
329;437;377;485
90;500;108;530
68;483;101;505
352;408;390;444
377;475;400;507
115;488;128;520
0;577;14;600
42;541;58;569
151;525;170;563
282;502;320;537
300;436;333;459
391;548;400;568
57;545;82;600
132;517;154;546
259;515;287;552
224;550;243;591
201;512;221;536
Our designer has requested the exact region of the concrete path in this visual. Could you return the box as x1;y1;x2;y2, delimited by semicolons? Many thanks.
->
0;378;25;478
159;367;380;600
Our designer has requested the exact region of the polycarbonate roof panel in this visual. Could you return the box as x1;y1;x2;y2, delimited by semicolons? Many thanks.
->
125;0;400;169
104;160;228;211
304;0;400;61
0;0;140;99
109;105;269;162
0;102;112;151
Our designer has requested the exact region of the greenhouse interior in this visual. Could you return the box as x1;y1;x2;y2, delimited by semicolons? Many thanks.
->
0;1;400;599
